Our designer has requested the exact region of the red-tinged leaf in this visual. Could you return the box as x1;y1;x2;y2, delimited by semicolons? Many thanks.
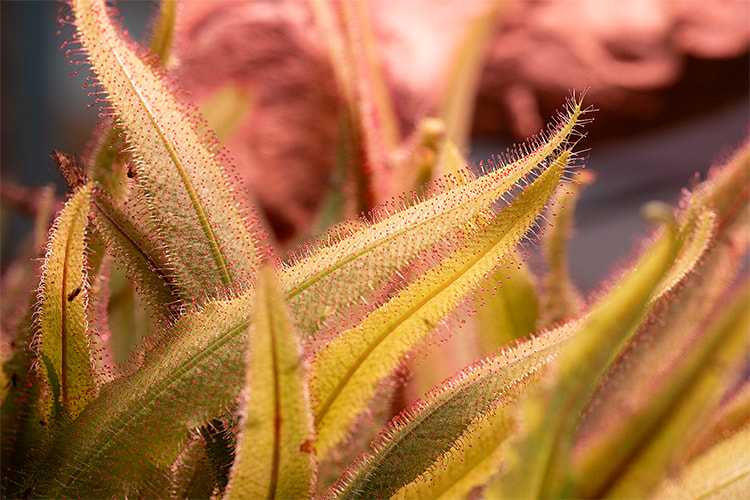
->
281;95;590;339
68;0;264;303
326;321;577;500
539;170;593;325
22;289;255;498
570;144;749;498
590;280;750;499
649;426;750;499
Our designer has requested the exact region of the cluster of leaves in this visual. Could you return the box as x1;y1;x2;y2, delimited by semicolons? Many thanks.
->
1;1;748;498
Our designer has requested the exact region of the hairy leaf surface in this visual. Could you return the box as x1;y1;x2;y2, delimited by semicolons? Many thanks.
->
34;181;95;421
495;210;679;499
327;321;576;499
25;290;255;498
597;280;750;499
281;97;588;338
311;150;574;458
69;0;262;302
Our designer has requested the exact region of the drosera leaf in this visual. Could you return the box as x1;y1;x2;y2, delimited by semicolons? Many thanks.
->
51;144;182;321
684;380;750;463
311;0;400;203
439;3;505;152
23;288;256;498
90;186;182;320
146;0;177;67
493;205;679;499
569;145;749;498
68;0;264;302
224;265;315;500
83;0;177;199
310;149;575;459
281;95;590;338
33;181;96;422
0;185;56;497
326;321;577;500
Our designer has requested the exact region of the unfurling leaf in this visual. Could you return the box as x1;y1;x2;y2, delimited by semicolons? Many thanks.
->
34;181;96;422
225;265;315;500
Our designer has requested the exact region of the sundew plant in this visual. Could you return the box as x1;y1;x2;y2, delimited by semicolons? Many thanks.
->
1;1;749;499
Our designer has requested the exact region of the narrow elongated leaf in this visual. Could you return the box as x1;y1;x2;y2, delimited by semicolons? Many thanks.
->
495;209;679;499
311;150;574;458
393;405;513;500
328;321;577;499
24;289;255;498
146;0;177;67
440;3;504;151
404;212;707;499
281;97;589;338
68;0;262;302
475;264;539;355
225;265;315;500
1;187;57;496
34;181;96;421
310;0;400;203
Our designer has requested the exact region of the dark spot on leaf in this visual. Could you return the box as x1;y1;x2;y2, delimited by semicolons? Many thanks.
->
67;286;82;302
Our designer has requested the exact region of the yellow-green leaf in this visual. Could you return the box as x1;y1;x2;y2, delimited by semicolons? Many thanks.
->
328;320;575;499
281;96;589;338
393;405;513;500
35;182;96;421
311;149;574;458
225;265;315;500
24;289;256;498
439;3;505;152
586;280;750;499
475;264;539;355
539;170;593;325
